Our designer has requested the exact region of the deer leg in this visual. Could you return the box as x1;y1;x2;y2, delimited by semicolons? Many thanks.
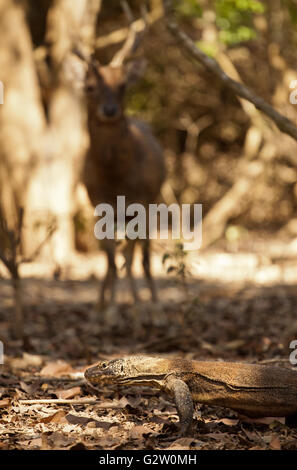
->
99;240;118;326
123;240;140;303
142;239;167;327
142;239;157;302
123;239;143;335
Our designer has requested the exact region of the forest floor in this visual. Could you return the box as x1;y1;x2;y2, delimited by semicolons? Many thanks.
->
1;236;297;450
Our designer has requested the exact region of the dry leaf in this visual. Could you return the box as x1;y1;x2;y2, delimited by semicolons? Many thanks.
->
270;436;281;450
40;410;67;424
0;398;11;408
205;433;224;441
241;416;285;425
168;437;200;450
65;414;91;426
218;418;239;426
53;387;81;399
47;431;75;448
19;381;39;395
40;360;74;377
65;413;117;430
118;396;130;408
19;437;42;449
7;354;43;370
69;442;89;450
129;425;151;439
22;353;44;367
206;418;239;426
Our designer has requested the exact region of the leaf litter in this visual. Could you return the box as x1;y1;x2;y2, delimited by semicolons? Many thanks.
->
1;257;297;449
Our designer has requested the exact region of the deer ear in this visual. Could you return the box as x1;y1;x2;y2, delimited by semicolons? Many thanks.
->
125;58;147;87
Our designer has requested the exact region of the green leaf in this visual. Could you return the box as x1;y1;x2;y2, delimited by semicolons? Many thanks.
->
175;0;202;18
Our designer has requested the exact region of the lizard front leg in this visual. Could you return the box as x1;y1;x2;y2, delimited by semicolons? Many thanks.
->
165;375;194;435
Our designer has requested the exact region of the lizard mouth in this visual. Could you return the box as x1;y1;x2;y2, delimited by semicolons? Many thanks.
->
84;365;119;384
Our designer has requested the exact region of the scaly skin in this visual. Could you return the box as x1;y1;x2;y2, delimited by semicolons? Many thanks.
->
84;355;297;434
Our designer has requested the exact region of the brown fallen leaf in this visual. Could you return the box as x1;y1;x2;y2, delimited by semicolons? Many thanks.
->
129;425;151;439
124;396;143;408
204;433;224;441
241;427;260;442
205;417;239;426
40;361;74;377
65;414;91;426
23;353;44;367
270;435;281;450
168;437;203;450
40;410;67;424
7;353;44;370
94;397;135;409
65;413;117;430
94;421;118;431
218;418;239;426
0;442;9;450
19;437;42;449
53;387;81;400
69;442;89;450
19;381;39;395
118;396;130;408
0;398;11;408
47;431;75;449
240;416;285;425
92;437;120;449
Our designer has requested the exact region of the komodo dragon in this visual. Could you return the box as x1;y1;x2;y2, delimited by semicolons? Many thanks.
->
84;355;297;434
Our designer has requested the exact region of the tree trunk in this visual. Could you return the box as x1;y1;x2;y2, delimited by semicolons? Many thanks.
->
0;0;46;235
23;0;102;264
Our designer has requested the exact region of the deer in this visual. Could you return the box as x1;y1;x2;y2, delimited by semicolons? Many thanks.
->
75;10;166;330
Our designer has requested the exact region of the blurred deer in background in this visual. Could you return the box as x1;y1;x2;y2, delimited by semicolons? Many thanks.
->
75;6;166;329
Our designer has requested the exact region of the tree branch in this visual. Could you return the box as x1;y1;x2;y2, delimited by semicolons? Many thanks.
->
95;5;163;50
162;0;297;142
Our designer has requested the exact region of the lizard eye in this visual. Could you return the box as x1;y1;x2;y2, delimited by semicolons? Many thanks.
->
102;362;107;369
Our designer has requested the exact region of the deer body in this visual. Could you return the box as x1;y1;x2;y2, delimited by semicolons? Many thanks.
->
81;60;166;326
85;116;165;208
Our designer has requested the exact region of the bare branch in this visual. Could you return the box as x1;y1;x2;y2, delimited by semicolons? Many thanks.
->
18;398;97;405
21;223;56;264
95;6;163;50
162;0;297;142
121;0;134;23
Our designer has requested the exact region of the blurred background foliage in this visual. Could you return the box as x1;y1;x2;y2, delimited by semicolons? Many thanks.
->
3;0;297;256
114;0;297;243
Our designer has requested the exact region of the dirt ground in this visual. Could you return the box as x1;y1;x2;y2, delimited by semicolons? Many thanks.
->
1;239;297;450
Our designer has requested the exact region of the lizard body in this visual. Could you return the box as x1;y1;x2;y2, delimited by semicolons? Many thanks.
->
84;355;297;434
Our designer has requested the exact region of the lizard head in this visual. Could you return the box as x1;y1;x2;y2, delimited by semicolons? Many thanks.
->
84;355;171;387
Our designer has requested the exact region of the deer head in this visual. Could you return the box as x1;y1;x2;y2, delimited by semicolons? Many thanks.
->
74;2;147;124
83;58;146;124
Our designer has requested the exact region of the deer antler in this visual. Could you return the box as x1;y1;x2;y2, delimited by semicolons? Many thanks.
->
110;1;148;67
